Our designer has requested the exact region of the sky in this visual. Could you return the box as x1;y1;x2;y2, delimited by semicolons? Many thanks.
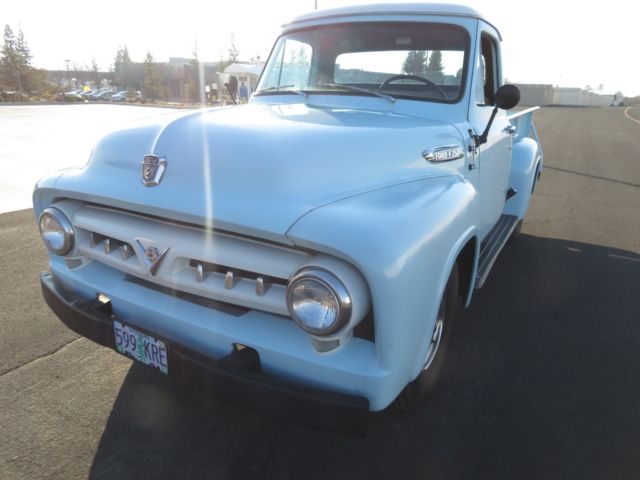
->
3;0;640;96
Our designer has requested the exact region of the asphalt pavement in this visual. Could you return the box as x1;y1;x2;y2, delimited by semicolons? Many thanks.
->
1;105;639;479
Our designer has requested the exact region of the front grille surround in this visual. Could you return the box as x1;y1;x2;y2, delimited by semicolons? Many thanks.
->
70;205;312;316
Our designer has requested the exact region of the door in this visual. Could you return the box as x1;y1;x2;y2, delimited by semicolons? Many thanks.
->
467;31;512;239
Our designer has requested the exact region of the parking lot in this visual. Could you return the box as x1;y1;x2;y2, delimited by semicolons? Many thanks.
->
1;104;639;479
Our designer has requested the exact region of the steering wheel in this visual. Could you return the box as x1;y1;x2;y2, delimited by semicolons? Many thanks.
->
379;74;447;99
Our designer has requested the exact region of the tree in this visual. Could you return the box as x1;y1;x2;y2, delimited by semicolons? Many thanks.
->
1;25;40;94
72;63;90;88
426;50;444;83
142;52;164;101
113;45;133;89
228;33;239;64
1;25;18;90
184;40;203;103
90;59;100;90
402;50;427;76
15;28;32;91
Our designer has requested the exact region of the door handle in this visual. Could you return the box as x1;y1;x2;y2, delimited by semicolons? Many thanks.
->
503;125;517;135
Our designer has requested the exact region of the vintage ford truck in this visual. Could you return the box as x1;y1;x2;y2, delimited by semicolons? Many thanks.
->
34;3;542;433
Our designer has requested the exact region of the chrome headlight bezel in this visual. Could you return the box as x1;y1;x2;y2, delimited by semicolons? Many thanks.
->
38;207;75;256
286;268;352;336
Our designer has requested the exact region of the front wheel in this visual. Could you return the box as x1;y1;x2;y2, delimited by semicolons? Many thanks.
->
396;264;460;410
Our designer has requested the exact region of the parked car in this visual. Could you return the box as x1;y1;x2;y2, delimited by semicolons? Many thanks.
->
34;3;543;434
111;91;129;102
90;91;114;101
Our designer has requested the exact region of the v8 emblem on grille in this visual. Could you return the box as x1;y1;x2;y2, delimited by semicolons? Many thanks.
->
135;239;170;276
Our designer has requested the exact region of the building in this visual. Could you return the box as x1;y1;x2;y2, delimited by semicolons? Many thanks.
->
218;63;265;101
515;84;623;107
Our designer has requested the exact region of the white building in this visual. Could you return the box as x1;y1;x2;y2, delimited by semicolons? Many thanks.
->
218;63;265;101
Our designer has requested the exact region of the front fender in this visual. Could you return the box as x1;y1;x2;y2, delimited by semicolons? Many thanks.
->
286;175;479;405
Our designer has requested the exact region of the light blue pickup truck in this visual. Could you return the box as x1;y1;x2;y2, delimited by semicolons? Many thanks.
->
34;3;542;433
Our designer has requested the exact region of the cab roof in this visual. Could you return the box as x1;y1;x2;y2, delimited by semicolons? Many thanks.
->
285;3;501;39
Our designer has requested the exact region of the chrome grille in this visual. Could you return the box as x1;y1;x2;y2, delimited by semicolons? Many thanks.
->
70;205;311;316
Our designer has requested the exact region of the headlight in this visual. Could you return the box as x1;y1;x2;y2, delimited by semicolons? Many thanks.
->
287;268;352;336
39;207;74;255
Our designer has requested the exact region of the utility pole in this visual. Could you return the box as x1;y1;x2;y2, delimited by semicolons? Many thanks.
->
64;59;71;89
315;0;317;9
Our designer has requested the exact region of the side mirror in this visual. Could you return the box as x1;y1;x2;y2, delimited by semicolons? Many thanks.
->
473;84;521;147
494;84;520;110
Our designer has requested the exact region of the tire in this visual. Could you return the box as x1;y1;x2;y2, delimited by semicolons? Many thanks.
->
396;264;460;410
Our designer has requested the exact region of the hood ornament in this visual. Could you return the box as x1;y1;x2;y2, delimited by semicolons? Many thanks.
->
135;239;170;276
142;154;167;186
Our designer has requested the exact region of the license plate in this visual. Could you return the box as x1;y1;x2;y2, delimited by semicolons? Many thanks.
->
113;320;168;374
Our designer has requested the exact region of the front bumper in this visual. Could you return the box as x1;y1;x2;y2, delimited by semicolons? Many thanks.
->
41;272;369;434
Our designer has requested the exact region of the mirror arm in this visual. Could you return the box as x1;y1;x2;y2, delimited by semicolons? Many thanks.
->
474;106;499;147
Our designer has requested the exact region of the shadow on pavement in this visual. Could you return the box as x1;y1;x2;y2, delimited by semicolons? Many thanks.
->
88;234;640;480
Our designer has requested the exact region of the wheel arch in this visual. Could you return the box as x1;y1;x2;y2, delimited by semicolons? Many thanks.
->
407;227;478;380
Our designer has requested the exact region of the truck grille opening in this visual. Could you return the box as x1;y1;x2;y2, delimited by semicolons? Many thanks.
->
125;275;251;317
88;232;137;262
188;259;288;296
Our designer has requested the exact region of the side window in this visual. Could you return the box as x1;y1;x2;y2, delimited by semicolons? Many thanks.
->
480;34;498;105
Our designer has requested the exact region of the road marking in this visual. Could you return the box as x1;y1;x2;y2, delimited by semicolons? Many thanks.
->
624;106;640;124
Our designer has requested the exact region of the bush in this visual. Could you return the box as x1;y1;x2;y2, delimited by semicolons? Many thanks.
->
0;91;29;102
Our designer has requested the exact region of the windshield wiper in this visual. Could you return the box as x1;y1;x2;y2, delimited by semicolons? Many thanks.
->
256;85;308;97
318;83;395;103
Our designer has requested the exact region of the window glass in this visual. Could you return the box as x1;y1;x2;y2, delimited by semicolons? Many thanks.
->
257;22;469;103
335;50;464;86
261;39;312;90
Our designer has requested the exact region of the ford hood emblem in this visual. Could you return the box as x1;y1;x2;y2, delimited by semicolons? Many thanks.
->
142;154;167;186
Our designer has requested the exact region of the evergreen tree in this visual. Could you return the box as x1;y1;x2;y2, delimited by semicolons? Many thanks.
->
1;25;17;90
426;50;444;83
1;25;38;93
16;28;32;74
402;50;427;76
113;45;133;89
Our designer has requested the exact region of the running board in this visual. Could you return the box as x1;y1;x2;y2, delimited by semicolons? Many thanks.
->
475;214;519;289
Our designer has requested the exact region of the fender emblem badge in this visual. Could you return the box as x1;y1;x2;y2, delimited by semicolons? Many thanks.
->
422;145;465;163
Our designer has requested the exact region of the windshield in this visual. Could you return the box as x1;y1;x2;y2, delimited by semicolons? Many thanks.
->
256;22;469;103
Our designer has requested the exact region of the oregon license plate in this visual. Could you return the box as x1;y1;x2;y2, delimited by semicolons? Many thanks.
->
113;320;168;374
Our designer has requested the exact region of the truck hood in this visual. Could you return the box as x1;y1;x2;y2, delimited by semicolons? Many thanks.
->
56;103;463;242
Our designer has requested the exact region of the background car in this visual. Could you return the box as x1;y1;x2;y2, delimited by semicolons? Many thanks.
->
110;90;129;102
90;91;114;101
